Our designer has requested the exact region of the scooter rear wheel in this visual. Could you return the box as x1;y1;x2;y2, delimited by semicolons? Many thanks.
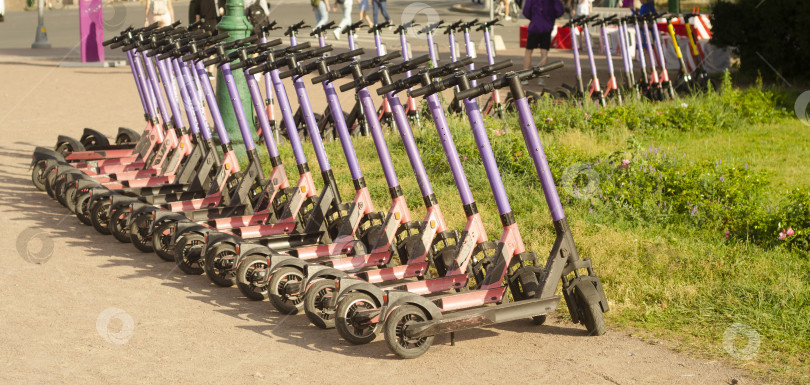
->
384;304;434;359
268;266;304;314
75;192;94;225
90;199;112;235
235;255;270;301
31;160;48;191
173;233;205;275
335;292;378;345
303;279;337;329
129;211;155;253
109;205;133;243
203;243;237;287
152;219;179;261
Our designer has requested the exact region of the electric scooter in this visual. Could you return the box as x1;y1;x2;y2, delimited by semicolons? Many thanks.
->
594;15;622;104
378;61;608;359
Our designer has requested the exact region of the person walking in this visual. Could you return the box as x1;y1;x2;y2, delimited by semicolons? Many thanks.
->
371;0;389;25
312;0;332;29
245;0;270;28
522;0;564;83
639;0;656;14
357;0;372;27
573;0;592;17
194;0;225;33
145;0;174;27
332;0;352;39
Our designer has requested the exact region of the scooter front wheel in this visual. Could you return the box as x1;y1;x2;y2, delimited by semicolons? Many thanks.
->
335;292;378;345
384;304;434;359
267;266;304;314
578;289;606;336
303;279;337;329
235;255;270;301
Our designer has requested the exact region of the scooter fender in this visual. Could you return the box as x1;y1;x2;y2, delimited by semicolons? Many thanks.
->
201;232;240;259
564;275;610;325
75;177;101;189
336;279;384;307
270;258;309;274
130;202;158;218
81;128;110;147
56;135;86;153
174;221;208;239
109;195;138;215
234;244;284;272
152;209;184;224
32;147;66;166
116;127;141;143
150;212;186;233
377;290;442;332
302;265;350;294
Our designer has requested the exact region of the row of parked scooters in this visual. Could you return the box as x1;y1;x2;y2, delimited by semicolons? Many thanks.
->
30;20;609;358
558;12;714;106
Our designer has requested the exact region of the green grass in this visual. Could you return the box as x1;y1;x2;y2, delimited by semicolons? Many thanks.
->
257;90;809;384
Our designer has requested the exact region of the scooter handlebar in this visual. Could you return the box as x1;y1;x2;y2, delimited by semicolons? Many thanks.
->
246;42;313;75
285;21;310;36
336;51;402;91
364;54;432;88
442;19;463;34
455;60;564;100
408;59;512;98
229;39;284;69
309;48;366;83
342;20;366;34
475;19;501;31
311;21;337;36
368;20;392;33
418;20;445;34
563;15;587;27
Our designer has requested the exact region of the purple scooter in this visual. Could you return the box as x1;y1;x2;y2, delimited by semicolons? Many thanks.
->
376;61;608;359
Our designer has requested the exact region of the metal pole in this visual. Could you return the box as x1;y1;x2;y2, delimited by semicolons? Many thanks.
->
32;0;51;49
215;0;255;160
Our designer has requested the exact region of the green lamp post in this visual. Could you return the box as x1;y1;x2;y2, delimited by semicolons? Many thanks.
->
216;0;254;160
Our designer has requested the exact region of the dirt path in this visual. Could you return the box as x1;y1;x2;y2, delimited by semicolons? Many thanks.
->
0;60;750;384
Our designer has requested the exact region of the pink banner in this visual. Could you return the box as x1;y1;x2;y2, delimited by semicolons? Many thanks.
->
79;0;104;62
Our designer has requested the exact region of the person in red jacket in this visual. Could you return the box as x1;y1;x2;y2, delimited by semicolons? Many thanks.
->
522;0;565;83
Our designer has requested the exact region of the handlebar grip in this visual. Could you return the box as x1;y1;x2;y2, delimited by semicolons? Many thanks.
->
455;80;497;101
392;53;431;74
140;22;160;34
109;39;128;49
359;51;400;69
428;56;473;76
477;59;512;75
407;83;436;98
203;32;229;46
